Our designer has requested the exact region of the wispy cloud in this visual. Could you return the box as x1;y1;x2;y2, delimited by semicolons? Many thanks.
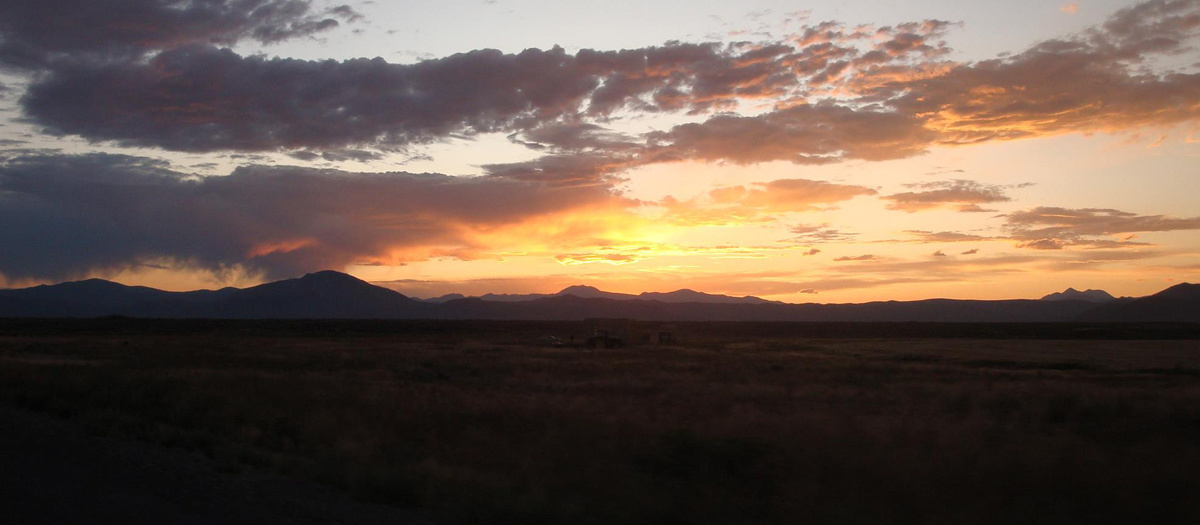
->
1005;206;1200;250
883;180;1027;212
658;179;876;226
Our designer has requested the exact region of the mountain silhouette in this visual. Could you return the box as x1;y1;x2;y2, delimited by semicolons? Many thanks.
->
471;285;637;303
1078;283;1200;322
420;293;467;304
1040;287;1117;303
429;285;775;305
213;271;422;318
0;271;419;319
640;289;779;305
0;272;1195;322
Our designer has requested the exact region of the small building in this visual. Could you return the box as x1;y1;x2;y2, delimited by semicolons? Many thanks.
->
657;324;677;344
584;317;632;348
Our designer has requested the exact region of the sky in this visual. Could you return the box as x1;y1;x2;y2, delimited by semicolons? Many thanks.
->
0;0;1198;302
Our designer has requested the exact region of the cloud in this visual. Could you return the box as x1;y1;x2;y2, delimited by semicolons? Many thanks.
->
883;179;1023;212
961;249;979;255
1005;206;1200;249
834;254;878;261
901;206;1200;251
659;179;876;225
483;152;643;187
932;250;947;256
717;276;956;296
647;103;938;164
506;123;640;152
0;0;353;69
554;253;642;265
285;149;385;163
788;223;859;243
0;152;630;281
802;248;821;256
22;40;879;155
22;45;605;152
21;38;885;154
869;1;1200;145
902;230;996;243
10;0;1200;185
1061;3;1079;14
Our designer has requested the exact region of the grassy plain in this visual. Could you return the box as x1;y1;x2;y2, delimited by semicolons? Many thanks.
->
1;319;1199;524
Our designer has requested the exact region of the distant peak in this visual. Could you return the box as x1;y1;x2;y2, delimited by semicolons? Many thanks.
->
1040;287;1115;303
1153;282;1200;298
52;278;129;289
558;285;601;293
301;270;359;281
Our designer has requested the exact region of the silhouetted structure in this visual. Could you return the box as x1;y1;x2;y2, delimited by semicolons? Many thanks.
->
657;324;676;343
585;318;631;348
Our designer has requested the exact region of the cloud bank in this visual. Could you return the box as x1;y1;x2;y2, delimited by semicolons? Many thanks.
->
0;153;628;280
0;0;355;69
8;0;1196;178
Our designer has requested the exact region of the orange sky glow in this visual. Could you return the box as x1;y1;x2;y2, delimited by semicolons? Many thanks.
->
0;0;1197;302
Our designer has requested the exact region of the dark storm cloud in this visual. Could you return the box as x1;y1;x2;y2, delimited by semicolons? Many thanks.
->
0;153;626;281
0;0;354;69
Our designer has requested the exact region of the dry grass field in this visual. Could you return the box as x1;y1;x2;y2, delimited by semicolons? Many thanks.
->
2;319;1199;524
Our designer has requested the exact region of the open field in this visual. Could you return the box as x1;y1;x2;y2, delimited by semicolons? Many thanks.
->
2;319;1199;524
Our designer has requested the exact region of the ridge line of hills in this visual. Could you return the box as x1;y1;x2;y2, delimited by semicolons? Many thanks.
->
0;270;1197;322
420;284;782;305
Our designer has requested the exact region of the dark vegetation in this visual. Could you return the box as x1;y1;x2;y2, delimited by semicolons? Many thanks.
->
2;319;1199;524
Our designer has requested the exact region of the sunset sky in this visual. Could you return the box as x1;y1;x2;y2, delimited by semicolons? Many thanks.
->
0;0;1198;302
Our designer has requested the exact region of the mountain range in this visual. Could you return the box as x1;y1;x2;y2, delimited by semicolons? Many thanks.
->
0;271;1197;322
422;285;779;305
1038;288;1119;303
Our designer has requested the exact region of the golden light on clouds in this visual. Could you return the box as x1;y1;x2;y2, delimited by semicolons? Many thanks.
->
1;0;1199;301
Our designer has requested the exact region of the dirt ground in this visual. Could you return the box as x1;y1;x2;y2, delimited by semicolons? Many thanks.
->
0;407;433;525
2;319;1199;524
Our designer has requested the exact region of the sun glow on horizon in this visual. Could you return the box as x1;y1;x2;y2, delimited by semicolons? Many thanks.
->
0;0;1198;302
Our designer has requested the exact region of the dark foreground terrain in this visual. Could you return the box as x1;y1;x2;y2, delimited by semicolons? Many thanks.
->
2;319;1199;524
